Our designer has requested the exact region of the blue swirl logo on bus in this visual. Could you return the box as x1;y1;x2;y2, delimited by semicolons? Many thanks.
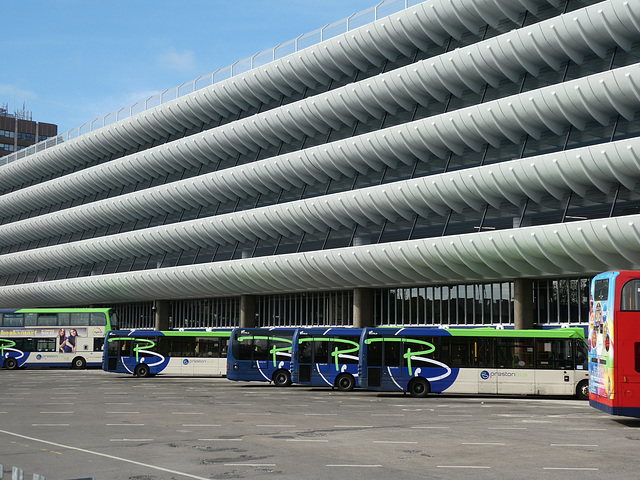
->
481;370;490;380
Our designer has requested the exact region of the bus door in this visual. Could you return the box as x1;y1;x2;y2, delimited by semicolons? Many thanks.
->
365;338;382;387
314;340;331;378
297;338;313;383
474;338;497;394
496;338;535;395
251;337;272;376
178;338;196;375
533;338;574;396
381;340;403;390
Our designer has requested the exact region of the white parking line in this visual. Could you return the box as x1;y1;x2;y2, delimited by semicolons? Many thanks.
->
327;464;382;468
334;425;373;428
438;466;490;469
374;441;418;444
198;438;242;441
550;444;598;447
463;443;506;446
286;439;329;442
110;439;154;442
488;427;526;430
0;429;210;480
543;467;599;471
257;424;296;427
181;424;221;427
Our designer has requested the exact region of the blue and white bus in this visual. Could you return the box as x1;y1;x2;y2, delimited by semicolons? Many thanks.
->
359;326;589;398
103;329;231;377
1;307;117;369
227;327;295;386
291;327;361;391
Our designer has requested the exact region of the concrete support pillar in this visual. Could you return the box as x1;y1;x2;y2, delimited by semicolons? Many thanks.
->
353;288;374;328
154;300;170;331
514;278;534;330
240;295;256;328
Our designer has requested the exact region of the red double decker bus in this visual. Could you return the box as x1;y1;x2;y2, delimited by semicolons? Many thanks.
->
589;271;640;417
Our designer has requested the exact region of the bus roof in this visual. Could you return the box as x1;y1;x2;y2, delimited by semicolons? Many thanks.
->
0;307;114;314
366;326;585;339
297;327;362;335
109;329;231;337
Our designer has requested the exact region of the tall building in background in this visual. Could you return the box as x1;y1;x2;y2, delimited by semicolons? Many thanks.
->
0;104;57;158
0;0;639;330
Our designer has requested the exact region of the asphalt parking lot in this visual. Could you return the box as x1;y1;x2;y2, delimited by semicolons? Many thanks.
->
1;369;639;480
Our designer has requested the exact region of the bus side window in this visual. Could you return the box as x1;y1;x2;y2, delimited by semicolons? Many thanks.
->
402;336;435;368
236;337;253;361
37;338;55;352
94;337;105;352
635;343;640;373
621;279;640;311
299;339;313;363
90;313;107;326
535;340;555;369
313;341;329;364
496;338;514;368
575;340;588;370
473;337;494;368
450;338;470;367
367;341;383;367
253;338;270;362
385;341;401;367
333;337;358;365
554;339;573;370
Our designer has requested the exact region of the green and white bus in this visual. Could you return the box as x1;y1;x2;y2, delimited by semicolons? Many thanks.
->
359;326;589;398
103;329;231;377
1;307;117;369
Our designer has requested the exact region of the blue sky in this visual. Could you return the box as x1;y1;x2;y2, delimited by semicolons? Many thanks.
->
2;0;380;134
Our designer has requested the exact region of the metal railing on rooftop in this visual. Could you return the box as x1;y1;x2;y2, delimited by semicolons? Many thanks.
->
0;0;425;168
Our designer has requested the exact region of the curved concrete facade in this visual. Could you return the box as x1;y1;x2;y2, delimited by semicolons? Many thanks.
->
1;0;639;326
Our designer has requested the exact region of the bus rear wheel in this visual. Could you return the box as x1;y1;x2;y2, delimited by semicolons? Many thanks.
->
408;377;430;398
135;364;150;378
335;373;355;392
72;357;86;369
273;369;291;387
4;358;18;370
576;380;589;400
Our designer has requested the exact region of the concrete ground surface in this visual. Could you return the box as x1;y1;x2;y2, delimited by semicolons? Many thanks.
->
0;369;638;479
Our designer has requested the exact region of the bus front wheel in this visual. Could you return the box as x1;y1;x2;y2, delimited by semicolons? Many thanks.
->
273;369;291;387
135;364;150;378
576;380;589;400
335;373;356;392
4;358;18;370
72;357;86;369
408;377;430;398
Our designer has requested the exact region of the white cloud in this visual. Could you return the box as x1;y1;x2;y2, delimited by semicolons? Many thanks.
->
0;84;38;104
157;47;197;73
